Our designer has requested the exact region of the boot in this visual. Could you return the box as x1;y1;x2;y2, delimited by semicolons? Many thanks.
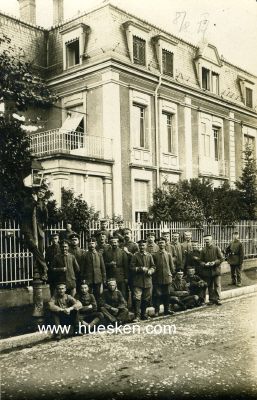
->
141;301;150;320
133;300;141;322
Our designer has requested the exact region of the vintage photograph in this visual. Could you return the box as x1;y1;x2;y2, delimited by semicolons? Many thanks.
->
0;0;257;399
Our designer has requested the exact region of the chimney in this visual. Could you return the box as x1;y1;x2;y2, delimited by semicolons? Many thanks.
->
18;0;36;24
53;0;64;25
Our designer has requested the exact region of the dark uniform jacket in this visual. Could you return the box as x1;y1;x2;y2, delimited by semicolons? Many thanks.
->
95;229;111;243
170;278;189;297
185;274;207;295
99;288;127;310
75;292;97;313
152;251;174;285
69;247;86;271
130;252;155;288
225;240;244;266
146;242;159;254
103;247;128;282
20;194;48;240
48;294;82;313
200;245;224;278
165;242;173;254
184;249;201;272
52;253;80;290
181;241;193;253
171;242;184;270
113;228;126;241
96;243;111;255
81;250;106;284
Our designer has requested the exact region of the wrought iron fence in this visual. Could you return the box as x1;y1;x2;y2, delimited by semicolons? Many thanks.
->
1;220;257;288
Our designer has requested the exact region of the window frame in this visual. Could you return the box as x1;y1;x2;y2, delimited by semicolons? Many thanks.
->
245;87;253;108
66;39;80;69
133;36;146;66
132;103;147;149
162;49;173;77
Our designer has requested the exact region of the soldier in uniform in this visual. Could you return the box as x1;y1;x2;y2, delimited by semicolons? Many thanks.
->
113;220;126;242
171;232;184;273
45;232;61;295
48;283;82;340
51;240;80;297
181;230;193;253
76;281;104;332
68;233;86;273
130;239;155;321
94;219;111;244
80;237;106;304
103;236;129;301
99;278;129;326
96;232;111;255
146;231;159;254
199;234;224;306
152;238;174;317
185;267;207;305
161;230;173;254
169;270;199;310
184;240;201;275
225;231;244;286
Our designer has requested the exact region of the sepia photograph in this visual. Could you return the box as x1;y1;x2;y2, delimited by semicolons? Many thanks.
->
0;0;257;399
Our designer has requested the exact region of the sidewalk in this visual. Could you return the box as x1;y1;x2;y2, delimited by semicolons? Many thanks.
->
1;268;257;352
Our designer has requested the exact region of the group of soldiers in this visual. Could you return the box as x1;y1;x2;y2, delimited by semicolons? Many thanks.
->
45;219;244;340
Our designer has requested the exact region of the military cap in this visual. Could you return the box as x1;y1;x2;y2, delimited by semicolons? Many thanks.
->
56;282;66;287
60;239;70;245
176;270;184;274
203;233;212;238
109;236;118;241
68;232;80;240
137;239;146;244
50;232;59;238
172;231;180;236
80;280;89;286
161;230;170;235
158;237;167;242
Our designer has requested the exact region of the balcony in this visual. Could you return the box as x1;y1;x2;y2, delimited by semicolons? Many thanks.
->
30;129;113;161
199;157;228;178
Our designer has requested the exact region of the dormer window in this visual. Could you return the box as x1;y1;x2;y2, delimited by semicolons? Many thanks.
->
202;67;210;90
60;23;90;70
66;39;80;68
201;67;219;94
246;87;253;108
162;49;173;76
194;44;222;95
133;36;146;66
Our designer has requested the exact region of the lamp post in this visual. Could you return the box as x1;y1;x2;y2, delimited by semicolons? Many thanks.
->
23;160;48;320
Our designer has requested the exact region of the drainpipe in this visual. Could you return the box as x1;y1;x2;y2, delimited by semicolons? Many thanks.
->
154;74;162;187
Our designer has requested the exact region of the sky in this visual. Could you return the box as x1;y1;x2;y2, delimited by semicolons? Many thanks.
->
0;0;256;74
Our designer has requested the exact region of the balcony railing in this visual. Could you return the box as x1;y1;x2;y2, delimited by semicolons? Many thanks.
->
199;157;228;177
30;129;113;160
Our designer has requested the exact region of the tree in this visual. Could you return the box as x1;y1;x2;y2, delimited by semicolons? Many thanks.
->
58;188;99;233
0;34;56;220
212;181;242;225
236;145;257;220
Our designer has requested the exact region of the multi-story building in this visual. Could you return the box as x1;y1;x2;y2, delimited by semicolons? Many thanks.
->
1;0;257;221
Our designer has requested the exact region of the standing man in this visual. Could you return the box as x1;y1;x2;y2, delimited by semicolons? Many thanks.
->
184;240;201;275
171;232;184;273
103;237;128;301
225;231;244;287
161;230;173;254
68;233;86;272
96;232;111;255
146;232;159;254
199;234;224;306
95;219;111;244
81;237;106;304
152;238;174;317
51;240;80;297
20;184;48;280
113;220;126;242
130;240;155;321
181;231;193;254
45;232;60;295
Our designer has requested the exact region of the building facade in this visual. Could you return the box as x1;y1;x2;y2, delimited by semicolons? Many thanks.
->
1;0;257;221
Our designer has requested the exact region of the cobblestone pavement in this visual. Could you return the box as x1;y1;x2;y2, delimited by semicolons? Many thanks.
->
1;294;257;400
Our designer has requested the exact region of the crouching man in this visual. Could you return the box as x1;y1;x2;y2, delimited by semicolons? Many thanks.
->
75;281;104;333
48;283;82;340
99;278;129;326
169;270;199;311
185;267;207;305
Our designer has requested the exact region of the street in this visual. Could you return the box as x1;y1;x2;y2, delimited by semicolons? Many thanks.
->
1;293;257;400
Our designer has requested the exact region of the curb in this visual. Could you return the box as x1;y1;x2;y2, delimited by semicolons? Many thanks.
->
1;283;257;354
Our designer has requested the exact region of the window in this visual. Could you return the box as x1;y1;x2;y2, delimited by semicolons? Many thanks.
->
162;113;175;153
246;87;253;108
66;39;80;68
244;134;255;150
87;176;104;216
201;122;210;157
132;104;146;148
134;180;149;213
162;49;173;76
212;72;219;95
133;36;146;66
213;127;220;161
202;68;210;90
